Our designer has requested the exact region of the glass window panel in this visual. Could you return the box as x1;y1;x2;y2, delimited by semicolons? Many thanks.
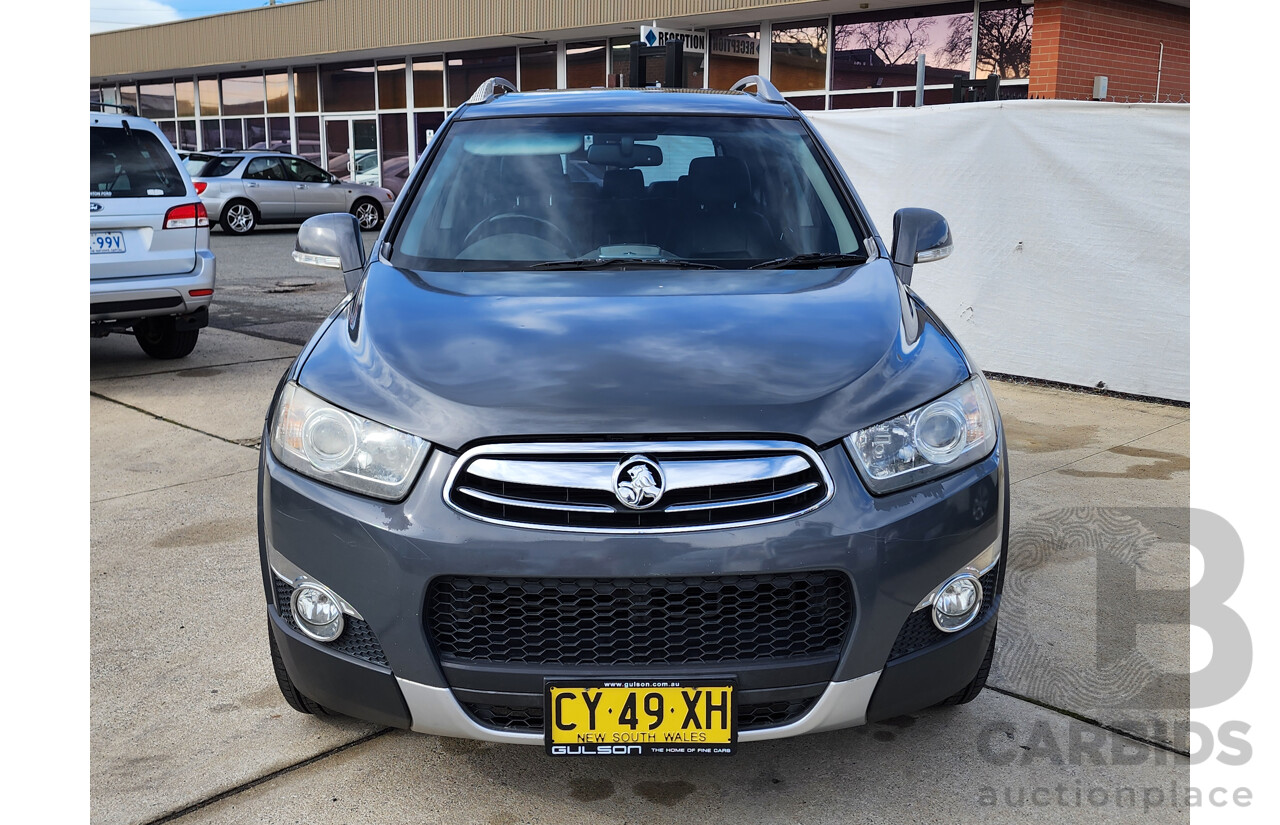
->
977;1;1033;79
294;67;319;112
833;3;974;91
378;62;407;108
566;42;605;89
101;86;119;106
520;45;557;91
683;53;705;89
139;81;174;119
321;62;376;111
447;48;516;107
830;91;895;109
200;119;221;151
784;94;827;111
265;72;289;114
770;20;828;92
708;27;760;90
157;121;177;147
414;111;445;159
175;80;195;117
325;120;350;178
245;117;266;149
222;119;245;150
119;85;138;112
296;115;321;163
412;56;444;108
178;120;198;151
222;73;265;116
609;36;636;87
268;117;291;151
380;113;410;195
90;88;103;105
198;77;219;116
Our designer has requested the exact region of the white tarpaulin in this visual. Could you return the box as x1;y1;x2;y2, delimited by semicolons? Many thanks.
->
809;100;1189;401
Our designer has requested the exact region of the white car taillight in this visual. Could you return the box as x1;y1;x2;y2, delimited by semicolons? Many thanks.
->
163;202;209;229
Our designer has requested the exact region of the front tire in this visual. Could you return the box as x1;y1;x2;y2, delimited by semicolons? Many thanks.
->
938;622;996;706
133;317;199;359
222;199;258;235
351;198;382;230
269;623;330;716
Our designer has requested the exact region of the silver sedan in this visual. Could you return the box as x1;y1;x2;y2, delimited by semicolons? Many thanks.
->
191;151;396;235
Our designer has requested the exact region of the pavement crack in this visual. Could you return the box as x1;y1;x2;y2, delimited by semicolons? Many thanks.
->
90;391;262;451
142;729;392;825
986;685;1191;757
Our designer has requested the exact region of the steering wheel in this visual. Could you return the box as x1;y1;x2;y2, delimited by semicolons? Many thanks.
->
462;213;575;254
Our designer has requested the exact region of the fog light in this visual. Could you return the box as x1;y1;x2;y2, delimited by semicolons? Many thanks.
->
932;574;982;633
291;581;345;642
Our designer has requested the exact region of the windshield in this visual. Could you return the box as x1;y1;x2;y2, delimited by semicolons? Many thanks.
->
390;114;867;271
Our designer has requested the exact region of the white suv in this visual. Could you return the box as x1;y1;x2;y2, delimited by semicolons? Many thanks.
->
90;108;216;359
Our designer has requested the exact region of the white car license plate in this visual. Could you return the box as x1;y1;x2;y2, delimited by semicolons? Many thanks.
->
90;231;126;254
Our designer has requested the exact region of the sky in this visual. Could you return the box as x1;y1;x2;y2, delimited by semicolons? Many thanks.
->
90;0;293;33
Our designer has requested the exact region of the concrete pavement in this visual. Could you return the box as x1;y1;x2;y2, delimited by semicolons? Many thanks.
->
90;325;1191;825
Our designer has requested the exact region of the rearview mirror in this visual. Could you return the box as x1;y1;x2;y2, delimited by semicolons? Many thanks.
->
293;213;367;293
586;142;663;167
890;208;953;285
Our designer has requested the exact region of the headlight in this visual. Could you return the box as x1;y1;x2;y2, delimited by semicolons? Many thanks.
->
845;375;997;494
269;382;429;500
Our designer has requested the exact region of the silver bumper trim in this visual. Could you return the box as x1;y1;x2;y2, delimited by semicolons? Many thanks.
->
395;671;882;744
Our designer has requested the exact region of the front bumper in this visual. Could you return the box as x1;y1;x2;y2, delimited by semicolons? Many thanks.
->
90;250;216;322
260;433;1005;742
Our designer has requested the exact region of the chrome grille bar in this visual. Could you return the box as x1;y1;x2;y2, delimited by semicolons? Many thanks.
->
663;482;821;514
444;440;834;533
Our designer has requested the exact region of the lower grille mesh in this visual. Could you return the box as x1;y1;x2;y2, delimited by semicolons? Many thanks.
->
427;573;853;666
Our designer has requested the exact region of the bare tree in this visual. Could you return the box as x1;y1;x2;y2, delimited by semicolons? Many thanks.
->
942;7;1033;79
770;23;828;56
835;19;934;66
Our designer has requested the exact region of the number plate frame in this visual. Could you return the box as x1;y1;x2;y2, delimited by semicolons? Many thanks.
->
544;678;737;756
90;231;126;255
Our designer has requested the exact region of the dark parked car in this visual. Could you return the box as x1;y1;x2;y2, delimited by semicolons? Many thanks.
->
260;77;1006;756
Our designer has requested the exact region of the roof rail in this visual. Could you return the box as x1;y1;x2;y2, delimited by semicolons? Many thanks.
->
467;77;519;105
730;75;787;104
91;101;138;116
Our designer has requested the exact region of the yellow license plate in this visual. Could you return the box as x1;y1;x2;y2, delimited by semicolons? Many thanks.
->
545;680;736;755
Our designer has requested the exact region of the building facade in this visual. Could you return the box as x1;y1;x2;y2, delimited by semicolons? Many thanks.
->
89;0;1190;194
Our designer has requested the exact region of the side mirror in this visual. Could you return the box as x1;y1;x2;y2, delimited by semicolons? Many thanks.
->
890;208;953;285
292;213;367;293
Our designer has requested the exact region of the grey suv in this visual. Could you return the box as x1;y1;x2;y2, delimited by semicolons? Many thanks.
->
91;107;215;359
190;151;395;235
260;77;1006;756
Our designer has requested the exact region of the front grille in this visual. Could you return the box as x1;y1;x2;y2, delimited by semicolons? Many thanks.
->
274;577;390;668
887;567;999;660
426;572;853;666
463;696;818;733
446;441;831;532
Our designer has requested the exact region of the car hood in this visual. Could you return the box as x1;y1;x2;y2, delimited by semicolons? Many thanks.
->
296;258;970;450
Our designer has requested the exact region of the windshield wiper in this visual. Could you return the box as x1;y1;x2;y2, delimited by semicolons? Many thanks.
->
531;257;724;271
749;252;869;270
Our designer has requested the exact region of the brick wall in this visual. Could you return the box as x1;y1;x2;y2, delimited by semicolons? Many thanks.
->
1029;0;1190;101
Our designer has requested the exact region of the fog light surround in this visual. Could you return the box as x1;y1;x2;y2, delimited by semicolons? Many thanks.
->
291;581;346;642
931;574;983;633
